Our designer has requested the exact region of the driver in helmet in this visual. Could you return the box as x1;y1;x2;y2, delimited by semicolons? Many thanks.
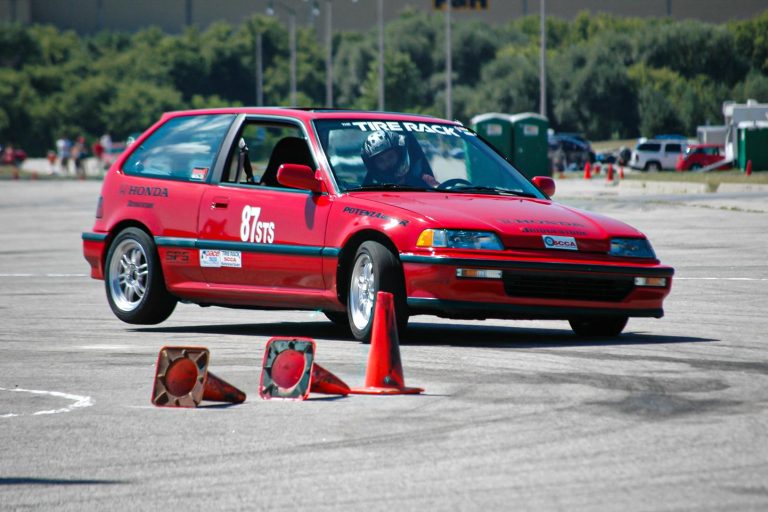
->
361;130;438;188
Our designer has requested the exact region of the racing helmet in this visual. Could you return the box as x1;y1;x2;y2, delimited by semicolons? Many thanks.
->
361;130;410;180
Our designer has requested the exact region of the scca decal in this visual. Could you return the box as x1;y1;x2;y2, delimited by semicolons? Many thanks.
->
240;206;275;244
343;206;409;226
543;235;578;251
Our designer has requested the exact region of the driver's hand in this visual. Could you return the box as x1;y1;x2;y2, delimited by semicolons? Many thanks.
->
422;174;439;188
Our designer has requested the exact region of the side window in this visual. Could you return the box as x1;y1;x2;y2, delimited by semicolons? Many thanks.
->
222;122;309;186
638;143;661;152
665;143;682;153
122;114;235;181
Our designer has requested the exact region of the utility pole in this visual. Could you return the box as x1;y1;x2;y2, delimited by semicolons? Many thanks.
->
445;0;452;120
539;0;546;117
377;0;384;111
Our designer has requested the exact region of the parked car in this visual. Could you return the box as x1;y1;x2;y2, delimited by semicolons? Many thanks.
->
630;139;685;171
675;144;729;171
548;134;594;170
82;108;673;341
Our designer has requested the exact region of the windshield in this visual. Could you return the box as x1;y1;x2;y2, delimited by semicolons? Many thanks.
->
313;119;545;198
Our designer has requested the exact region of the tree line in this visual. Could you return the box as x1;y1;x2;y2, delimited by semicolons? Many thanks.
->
1;8;767;156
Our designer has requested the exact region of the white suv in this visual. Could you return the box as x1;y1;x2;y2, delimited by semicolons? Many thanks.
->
630;140;685;171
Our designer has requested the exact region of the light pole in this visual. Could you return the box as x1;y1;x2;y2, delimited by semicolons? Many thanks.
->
267;1;297;107
539;0;546;117
377;0;384;111
324;0;333;107
445;0;452;120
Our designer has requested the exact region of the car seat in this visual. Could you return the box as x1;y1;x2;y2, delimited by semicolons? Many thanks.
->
260;137;314;187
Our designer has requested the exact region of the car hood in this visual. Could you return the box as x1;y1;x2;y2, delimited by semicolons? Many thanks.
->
351;192;645;253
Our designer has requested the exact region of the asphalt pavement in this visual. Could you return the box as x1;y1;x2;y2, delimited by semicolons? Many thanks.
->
1;180;767;511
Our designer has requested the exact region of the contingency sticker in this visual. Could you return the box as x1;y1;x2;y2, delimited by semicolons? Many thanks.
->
191;167;209;181
542;235;578;251
200;250;242;268
200;249;221;268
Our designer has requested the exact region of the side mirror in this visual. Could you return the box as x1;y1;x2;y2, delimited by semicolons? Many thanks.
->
277;164;325;193
531;176;555;197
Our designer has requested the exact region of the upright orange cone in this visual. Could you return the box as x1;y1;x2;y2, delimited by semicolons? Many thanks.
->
606;163;614;182
349;292;423;395
619;165;625;179
259;337;350;400
583;162;591;179
746;160;752;176
151;346;246;407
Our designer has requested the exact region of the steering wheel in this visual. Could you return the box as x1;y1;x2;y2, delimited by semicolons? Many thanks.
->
437;178;473;190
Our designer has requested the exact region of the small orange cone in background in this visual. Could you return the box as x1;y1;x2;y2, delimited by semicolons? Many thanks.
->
152;346;246;407
349;292;424;395
606;163;614;182
259;337;350;400
746;159;752;176
583;162;591;179
619;165;625;179
594;163;601;175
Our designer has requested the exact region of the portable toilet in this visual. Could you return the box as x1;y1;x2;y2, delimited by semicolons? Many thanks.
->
738;121;768;171
471;112;550;178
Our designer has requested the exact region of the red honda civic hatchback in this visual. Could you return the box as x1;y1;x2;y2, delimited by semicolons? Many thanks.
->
82;108;673;341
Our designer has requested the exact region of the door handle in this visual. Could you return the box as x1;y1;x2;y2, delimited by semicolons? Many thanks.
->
211;196;229;209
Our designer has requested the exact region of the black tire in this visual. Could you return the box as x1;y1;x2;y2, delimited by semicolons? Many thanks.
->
644;161;661;172
690;164;702;171
104;227;177;324
346;241;408;343
323;311;349;327
569;316;628;337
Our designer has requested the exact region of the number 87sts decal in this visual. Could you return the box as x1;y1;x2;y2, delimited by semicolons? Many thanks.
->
240;206;275;244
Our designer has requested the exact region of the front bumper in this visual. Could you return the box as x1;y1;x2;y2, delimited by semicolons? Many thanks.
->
401;254;673;320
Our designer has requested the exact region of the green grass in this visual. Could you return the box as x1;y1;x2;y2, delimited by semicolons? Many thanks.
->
623;170;768;185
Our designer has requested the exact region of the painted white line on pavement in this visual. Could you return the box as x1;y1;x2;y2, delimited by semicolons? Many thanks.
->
0;387;94;418
675;277;768;281
0;273;87;277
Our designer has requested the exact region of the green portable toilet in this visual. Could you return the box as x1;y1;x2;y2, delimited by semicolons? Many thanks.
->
738;121;768;171
471;112;550;178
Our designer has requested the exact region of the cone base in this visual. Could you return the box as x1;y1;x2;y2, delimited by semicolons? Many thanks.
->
348;386;423;395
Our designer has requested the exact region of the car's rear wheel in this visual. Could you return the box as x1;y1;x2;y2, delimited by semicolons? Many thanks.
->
347;241;408;343
105;227;176;324
569;316;628;337
644;161;661;171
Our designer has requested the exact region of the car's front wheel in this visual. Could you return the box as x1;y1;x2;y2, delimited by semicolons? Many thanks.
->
569;316;628;337
347;241;408;343
105;227;176;324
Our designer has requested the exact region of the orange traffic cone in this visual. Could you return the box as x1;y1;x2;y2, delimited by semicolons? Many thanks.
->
606;163;614;182
151;346;246;407
746;160;752;176
619;166;625;179
349;292;423;395
583;162;591;179
259;337;350;400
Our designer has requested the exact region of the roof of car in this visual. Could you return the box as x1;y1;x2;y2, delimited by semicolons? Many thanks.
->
160;107;455;124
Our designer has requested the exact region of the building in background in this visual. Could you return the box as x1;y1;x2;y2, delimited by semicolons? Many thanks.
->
1;0;766;34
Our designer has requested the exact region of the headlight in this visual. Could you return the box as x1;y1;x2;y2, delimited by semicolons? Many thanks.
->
609;238;656;259
417;229;503;250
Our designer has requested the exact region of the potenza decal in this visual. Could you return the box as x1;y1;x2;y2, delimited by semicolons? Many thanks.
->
542;235;578;251
347;121;475;137
200;249;242;268
240;206;275;244
119;185;169;197
343;206;409;226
